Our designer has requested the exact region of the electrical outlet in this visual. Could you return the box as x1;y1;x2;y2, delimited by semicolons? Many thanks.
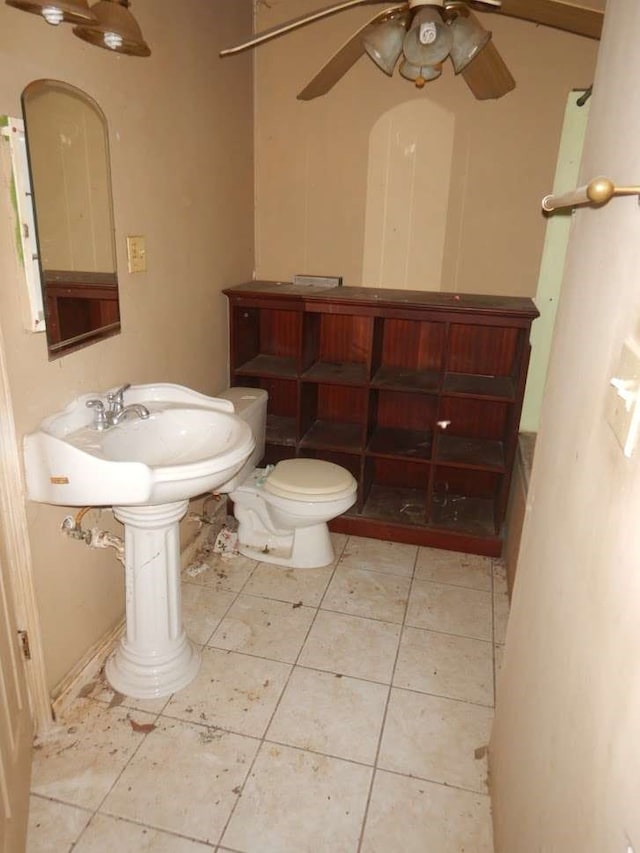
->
126;235;147;273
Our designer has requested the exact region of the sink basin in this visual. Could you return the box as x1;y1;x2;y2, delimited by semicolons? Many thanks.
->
24;383;255;506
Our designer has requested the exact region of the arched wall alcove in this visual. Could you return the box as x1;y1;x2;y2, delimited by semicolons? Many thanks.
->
362;99;455;291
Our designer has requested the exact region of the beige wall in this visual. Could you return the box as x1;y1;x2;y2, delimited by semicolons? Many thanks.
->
0;0;254;691
491;0;640;850
254;0;598;296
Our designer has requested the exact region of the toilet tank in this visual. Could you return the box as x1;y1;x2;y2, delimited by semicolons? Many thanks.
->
218;387;267;469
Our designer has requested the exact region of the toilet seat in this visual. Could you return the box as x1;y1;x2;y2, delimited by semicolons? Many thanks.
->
264;458;356;503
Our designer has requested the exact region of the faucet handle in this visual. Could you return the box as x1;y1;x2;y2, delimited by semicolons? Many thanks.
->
86;399;108;430
107;383;131;414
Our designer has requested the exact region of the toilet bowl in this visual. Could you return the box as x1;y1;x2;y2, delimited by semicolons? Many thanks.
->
218;388;357;568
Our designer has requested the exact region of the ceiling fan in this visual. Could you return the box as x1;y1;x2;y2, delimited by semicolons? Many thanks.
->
221;0;603;101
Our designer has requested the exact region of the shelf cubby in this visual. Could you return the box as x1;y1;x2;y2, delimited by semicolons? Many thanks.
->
232;306;301;378
435;397;509;471
443;323;522;401
367;389;436;461
299;383;366;454
302;312;373;385
361;457;429;527
371;317;444;392
430;466;501;537
225;281;538;556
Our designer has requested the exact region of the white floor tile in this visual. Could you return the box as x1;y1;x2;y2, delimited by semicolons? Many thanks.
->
406;579;492;641
73;813;215;852
78;672;170;716
494;592;510;644
322;566;411;624
330;532;348;561
361;770;494;853
339;536;417;577
30;699;156;810
183;553;257;592
181;583;236;645
243;562;334;607
494;643;505;697
26;796;90;852
101;717;259;844
221;743;373;853
394;626;494;706
415;548;492;591
266;666;388;764
163;646;290;737
209;594;316;662
378;688;493;794
298;610;401;683
492;559;509;596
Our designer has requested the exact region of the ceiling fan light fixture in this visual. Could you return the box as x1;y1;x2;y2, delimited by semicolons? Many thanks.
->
5;0;96;25
399;58;442;88
362;18;406;76
73;0;150;56
449;12;491;74
403;7;452;68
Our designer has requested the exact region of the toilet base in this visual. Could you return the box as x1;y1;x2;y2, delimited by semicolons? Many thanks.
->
237;521;335;569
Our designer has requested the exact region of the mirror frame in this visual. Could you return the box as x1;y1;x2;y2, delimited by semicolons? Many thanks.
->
21;79;120;359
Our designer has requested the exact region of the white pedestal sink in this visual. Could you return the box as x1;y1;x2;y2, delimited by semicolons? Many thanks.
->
24;384;255;699
108;501;200;699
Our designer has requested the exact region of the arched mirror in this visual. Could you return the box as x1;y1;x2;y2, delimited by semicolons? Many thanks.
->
22;80;120;358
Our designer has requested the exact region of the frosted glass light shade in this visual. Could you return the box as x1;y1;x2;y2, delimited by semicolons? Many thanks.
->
363;19;406;76
449;13;491;73
5;0;96;25
403;7;452;67
399;59;442;83
73;0;150;56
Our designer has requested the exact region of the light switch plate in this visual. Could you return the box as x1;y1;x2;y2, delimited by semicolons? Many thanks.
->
607;337;640;457
126;235;146;273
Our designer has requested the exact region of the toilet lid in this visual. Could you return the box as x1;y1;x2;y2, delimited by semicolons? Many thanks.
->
264;458;355;499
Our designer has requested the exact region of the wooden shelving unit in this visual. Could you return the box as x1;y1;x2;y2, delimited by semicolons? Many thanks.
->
224;281;538;556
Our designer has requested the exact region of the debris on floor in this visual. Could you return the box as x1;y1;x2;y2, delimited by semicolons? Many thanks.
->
213;524;239;558
129;718;156;734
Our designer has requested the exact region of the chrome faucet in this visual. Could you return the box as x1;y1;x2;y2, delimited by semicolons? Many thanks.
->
109;404;150;425
106;383;131;419
86;383;150;429
86;399;108;431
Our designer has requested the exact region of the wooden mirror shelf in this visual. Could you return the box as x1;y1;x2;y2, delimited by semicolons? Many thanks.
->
224;281;539;557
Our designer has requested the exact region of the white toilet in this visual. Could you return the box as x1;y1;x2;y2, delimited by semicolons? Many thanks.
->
218;387;357;568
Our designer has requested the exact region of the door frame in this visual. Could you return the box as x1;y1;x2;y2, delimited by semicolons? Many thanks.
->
0;321;51;733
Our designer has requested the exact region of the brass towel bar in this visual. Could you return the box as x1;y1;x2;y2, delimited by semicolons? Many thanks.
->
542;177;640;213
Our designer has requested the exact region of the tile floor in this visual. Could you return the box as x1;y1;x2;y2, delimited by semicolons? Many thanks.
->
27;534;508;852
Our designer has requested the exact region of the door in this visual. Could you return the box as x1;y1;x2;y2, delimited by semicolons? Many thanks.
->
0;541;32;853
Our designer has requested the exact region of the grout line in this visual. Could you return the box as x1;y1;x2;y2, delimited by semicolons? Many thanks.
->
371;764;493;798
213;536;347;847
59;699;168;849
491;557;498;706
87;810;221;849
356;544;419;852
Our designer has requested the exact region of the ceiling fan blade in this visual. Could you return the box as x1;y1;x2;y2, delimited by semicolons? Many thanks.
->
220;0;397;56
461;38;516;99
298;5;409;101
487;0;604;39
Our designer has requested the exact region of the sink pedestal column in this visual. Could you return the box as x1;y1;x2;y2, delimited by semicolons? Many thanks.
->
106;500;201;699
